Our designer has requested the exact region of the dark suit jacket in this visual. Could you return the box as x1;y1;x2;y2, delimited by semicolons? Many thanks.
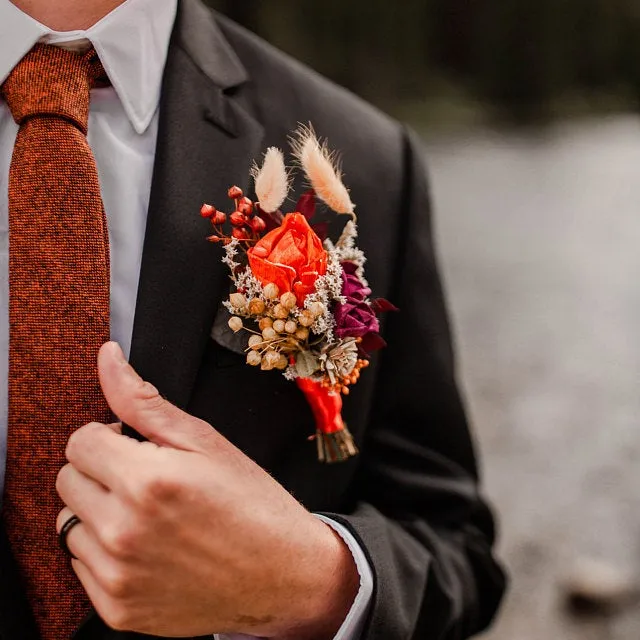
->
0;1;506;638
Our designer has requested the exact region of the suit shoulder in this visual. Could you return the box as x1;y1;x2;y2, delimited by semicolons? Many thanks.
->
214;13;406;180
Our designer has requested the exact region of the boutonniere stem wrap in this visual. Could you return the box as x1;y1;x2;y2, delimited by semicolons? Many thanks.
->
200;126;396;463
296;377;357;463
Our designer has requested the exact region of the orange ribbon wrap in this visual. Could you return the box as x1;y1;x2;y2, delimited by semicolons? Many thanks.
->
295;376;358;463
295;376;345;435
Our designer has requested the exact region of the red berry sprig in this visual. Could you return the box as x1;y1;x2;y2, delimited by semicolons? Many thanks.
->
200;186;267;249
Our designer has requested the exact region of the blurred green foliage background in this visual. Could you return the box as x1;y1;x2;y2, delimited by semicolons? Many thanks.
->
209;0;640;125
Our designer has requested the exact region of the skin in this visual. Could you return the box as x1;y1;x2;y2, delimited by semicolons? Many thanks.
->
56;343;360;638
10;0;127;30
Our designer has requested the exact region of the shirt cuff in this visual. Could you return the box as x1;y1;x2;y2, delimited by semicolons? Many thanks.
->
215;514;374;640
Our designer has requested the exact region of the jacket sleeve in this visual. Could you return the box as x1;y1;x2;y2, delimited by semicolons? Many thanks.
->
324;128;507;640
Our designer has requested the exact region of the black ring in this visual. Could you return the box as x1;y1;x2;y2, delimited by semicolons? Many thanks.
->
59;514;81;559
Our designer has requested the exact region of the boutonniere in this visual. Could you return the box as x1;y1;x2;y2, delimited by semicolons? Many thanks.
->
200;126;396;463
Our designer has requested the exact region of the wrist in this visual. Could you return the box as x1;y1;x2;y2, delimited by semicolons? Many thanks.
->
277;516;360;640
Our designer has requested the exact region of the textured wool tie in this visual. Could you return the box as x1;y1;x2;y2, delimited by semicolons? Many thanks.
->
1;44;111;639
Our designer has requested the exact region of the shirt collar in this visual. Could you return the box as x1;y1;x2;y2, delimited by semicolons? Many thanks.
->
0;0;178;134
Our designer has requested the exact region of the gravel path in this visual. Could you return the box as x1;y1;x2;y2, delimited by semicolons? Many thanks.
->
424;115;640;639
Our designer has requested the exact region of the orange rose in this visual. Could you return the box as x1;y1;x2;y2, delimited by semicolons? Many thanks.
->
248;213;328;306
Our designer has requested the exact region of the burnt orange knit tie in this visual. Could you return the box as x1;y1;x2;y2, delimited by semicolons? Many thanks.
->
1;44;111;639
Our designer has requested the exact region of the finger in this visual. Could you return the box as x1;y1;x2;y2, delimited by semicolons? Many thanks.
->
97;342;219;451
72;559;104;607
65;421;156;492
106;422;123;434
57;507;112;571
72;559;124;629
56;463;115;530
73;553;143;633
56;506;84;563
56;505;77;535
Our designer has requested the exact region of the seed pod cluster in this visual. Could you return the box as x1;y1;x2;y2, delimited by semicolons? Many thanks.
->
226;282;326;371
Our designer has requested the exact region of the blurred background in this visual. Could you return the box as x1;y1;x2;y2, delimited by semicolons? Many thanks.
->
210;2;640;639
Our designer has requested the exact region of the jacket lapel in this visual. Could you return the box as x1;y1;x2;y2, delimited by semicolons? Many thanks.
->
73;2;263;637
128;0;264;411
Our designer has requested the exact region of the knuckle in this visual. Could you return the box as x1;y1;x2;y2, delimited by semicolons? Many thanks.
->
55;464;71;495
99;563;133;600
190;417;220;447
101;522;138;559
64;433;81;462
136;467;183;507
100;599;133;631
65;422;102;461
137;380;164;409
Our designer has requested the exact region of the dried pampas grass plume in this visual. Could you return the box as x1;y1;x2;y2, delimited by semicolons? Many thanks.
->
291;126;355;216
251;147;290;213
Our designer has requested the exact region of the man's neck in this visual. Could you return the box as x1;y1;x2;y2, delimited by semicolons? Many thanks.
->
10;0;127;31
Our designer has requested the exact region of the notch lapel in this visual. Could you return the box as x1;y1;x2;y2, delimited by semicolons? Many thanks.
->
129;0;264;410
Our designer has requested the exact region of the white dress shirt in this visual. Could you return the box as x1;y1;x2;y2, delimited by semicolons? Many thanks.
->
0;1;372;638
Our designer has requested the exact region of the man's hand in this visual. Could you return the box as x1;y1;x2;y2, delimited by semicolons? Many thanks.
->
55;342;360;638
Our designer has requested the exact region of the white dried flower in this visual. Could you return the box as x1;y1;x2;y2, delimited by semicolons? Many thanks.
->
330;220;367;284
298;251;343;343
222;238;241;272
336;220;358;250
320;339;359;384
231;269;266;302
308;302;325;318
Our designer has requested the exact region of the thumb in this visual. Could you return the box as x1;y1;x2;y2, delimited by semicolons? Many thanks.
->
97;342;218;451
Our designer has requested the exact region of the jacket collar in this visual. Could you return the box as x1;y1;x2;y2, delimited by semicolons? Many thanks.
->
173;0;248;92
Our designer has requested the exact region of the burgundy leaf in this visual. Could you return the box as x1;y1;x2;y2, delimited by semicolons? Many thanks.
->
256;203;284;232
295;189;317;221
311;222;329;242
360;332;387;355
371;298;399;314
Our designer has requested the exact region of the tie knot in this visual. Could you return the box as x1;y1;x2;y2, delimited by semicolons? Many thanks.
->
1;44;106;135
